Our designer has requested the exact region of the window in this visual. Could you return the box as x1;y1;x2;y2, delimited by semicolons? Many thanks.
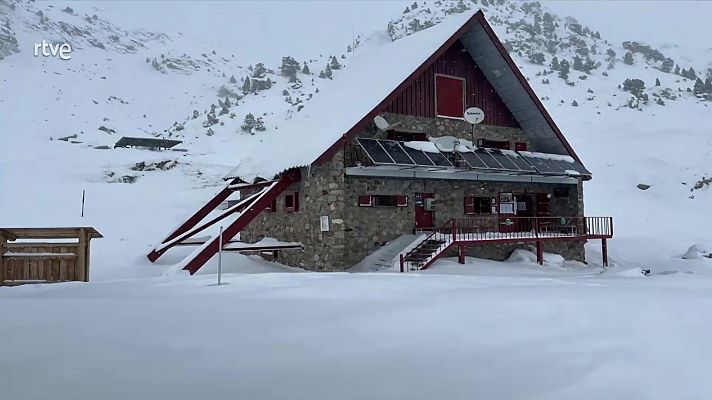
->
464;196;494;215
386;130;427;142
358;195;408;208
285;191;299;212
477;139;511;150
265;198;277;212
435;75;465;118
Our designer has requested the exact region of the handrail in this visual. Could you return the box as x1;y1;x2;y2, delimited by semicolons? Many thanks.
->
398;216;613;272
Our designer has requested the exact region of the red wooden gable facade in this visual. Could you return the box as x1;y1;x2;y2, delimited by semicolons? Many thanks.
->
381;40;519;128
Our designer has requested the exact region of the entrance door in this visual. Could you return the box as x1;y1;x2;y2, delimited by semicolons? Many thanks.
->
414;193;434;230
497;192;516;233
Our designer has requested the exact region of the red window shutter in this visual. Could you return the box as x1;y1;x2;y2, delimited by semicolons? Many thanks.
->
464;196;474;214
358;195;373;207
515;142;528;151
294;191;300;212
396;195;408;207
436;75;464;118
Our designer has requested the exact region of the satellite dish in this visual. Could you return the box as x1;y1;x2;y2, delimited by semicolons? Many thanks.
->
464;107;485;124
431;136;474;152
373;115;390;130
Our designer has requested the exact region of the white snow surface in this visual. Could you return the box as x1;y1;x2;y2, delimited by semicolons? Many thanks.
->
227;11;475;179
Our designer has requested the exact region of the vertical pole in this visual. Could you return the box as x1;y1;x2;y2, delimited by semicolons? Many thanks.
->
81;190;85;218
399;254;404;273
458;245;465;264
217;226;224;285
536;241;543;265
0;237;5;286
77;228;87;282
601;238;608;267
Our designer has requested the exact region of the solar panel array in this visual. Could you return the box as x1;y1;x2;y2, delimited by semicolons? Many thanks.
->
356;138;591;177
519;153;591;176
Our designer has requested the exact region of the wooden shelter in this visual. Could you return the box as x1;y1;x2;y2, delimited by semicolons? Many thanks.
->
0;227;102;285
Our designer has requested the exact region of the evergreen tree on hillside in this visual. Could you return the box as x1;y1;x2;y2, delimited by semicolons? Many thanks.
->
329;55;342;70
558;59;570;79
693;78;706;95
242;76;251;92
302;62;310;75
280;56;300;81
550;56;560;71
655;78;661;86
674;64;681;75
660;58;674;73
253;63;267;78
623;51;634;65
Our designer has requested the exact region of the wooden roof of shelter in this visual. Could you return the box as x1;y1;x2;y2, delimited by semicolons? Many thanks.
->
114;136;182;149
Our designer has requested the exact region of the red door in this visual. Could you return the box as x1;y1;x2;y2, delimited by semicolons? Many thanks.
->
414;193;434;230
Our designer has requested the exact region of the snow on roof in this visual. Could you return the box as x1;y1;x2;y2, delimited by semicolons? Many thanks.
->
227;11;478;180
518;151;576;164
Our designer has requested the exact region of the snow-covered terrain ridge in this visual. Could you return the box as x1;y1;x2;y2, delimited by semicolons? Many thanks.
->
1;0;711;279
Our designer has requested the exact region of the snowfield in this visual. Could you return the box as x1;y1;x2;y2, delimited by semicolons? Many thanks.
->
2;246;712;400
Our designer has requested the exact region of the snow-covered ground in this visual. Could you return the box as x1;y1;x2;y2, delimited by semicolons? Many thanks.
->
2;245;712;400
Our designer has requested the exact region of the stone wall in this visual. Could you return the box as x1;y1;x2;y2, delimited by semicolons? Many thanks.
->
340;176;585;267
381;111;526;144
241;151;349;271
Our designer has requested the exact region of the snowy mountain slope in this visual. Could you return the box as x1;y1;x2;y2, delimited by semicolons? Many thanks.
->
0;0;711;278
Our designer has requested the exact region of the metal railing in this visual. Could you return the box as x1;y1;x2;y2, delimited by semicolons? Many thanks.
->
399;216;613;272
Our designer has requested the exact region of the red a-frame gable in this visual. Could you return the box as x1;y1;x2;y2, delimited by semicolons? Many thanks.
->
382;40;520;128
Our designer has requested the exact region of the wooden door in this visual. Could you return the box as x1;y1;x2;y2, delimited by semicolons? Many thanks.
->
414;193;434;230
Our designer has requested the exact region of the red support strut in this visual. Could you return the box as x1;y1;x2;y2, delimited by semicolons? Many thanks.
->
601;238;608;267
536;241;544;265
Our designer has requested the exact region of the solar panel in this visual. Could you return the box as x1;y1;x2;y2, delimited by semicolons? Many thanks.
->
402;145;435;166
520;154;553;173
540;158;566;173
378;140;414;165
555;159;591;176
425;151;453;167
474;149;504;169
506;153;537;172
357;138;394;164
487;149;520;171
458;151;489;169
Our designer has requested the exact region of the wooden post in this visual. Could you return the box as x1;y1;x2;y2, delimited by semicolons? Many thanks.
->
458;245;465;264
601;238;608;267
399;254;404;273
0;236;5;287
77;228;87;282
536;241;543;265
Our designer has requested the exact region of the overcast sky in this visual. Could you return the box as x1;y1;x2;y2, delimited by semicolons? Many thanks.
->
93;1;712;61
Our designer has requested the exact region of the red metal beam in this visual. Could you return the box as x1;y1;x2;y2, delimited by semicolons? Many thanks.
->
181;171;299;275
147;178;240;262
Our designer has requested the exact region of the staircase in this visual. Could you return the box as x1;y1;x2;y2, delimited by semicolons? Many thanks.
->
399;220;456;271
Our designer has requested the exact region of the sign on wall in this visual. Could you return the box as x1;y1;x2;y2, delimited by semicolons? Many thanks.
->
320;216;330;232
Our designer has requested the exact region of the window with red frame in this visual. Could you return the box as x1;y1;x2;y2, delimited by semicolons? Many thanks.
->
358;195;408;207
464;196;493;215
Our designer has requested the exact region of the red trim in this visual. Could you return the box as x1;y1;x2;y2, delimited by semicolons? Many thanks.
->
358;195;373;207
147;178;240;262
311;11;585;168
396;195;409;207
181;172;299;275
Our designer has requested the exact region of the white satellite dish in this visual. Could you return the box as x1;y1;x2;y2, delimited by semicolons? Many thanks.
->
373;115;390;130
431;136;474;152
464;107;485;124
